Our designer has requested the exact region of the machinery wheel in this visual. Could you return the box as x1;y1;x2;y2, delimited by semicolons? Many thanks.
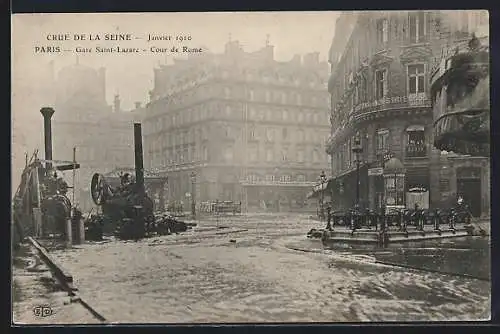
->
91;173;107;205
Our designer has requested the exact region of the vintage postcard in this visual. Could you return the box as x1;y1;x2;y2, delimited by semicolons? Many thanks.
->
11;11;490;324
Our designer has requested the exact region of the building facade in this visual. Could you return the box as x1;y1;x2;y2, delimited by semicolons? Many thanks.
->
325;10;490;217
51;61;140;211
144;41;331;212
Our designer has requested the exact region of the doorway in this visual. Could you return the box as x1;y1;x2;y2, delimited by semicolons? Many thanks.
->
457;172;482;217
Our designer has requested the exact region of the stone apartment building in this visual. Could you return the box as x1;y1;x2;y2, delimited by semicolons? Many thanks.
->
51;61;140;211
325;10;490;217
144;40;331;212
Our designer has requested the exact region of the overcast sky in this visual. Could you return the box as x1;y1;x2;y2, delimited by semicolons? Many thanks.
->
11;12;338;190
12;12;338;111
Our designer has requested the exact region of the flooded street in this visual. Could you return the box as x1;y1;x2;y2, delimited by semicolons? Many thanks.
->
47;214;490;323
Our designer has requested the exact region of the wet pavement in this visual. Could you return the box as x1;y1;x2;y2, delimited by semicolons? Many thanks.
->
37;214;490;323
12;244;102;325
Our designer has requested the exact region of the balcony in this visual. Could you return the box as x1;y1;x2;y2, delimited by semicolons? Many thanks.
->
405;144;427;158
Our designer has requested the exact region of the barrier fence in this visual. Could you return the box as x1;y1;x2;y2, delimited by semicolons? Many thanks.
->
198;201;242;216
325;206;474;232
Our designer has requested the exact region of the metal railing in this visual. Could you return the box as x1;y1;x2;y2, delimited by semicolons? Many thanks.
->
324;206;473;232
405;144;427;157
199;200;242;215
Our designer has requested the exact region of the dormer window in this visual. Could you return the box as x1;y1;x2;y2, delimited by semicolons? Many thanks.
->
409;11;426;43
376;18;389;44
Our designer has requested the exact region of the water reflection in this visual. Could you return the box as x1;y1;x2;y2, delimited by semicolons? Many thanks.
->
322;236;491;280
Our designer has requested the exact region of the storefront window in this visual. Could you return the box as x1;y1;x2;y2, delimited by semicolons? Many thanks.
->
384;173;405;207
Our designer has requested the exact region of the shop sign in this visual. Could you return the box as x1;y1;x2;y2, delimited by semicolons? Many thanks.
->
368;167;384;176
353;95;430;115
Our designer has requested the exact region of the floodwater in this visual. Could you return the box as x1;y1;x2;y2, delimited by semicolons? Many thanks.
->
45;214;490;323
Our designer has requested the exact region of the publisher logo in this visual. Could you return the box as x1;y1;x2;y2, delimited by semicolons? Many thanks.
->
33;305;53;317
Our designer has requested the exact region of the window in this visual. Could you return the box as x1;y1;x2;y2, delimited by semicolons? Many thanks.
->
282;110;289;121
247;174;259;182
224;147;234;162
375;69;387;99
249;147;258;161
281;148;289;161
249;126;257;140
385;174;405;206
249;90;255;101
376;18;389;44
225;105;232;117
297;150;305;162
266;149;274;162
281;93;287;104
297;129;304;142
266;110;272;121
408;64;425;94
266;128;274;141
282;127;288;140
409;11;426;43
377;129;390;153
265;174;275;182
406;125;426;157
296;174;306;182
265;91;271;102
298;111;304;122
280;175;291;182
249;108;256;119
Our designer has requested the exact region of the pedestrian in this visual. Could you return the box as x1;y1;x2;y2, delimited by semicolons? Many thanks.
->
326;205;332;230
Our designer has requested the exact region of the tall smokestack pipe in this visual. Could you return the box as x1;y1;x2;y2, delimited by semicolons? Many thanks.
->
133;123;145;195
40;107;55;171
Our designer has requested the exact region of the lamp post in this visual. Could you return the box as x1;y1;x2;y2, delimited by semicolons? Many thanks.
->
319;170;327;221
190;171;196;218
352;132;363;211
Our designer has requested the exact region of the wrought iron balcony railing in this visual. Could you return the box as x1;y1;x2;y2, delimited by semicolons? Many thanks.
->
405;144;427;158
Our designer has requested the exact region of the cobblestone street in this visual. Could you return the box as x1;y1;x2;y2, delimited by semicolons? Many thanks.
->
26;213;489;323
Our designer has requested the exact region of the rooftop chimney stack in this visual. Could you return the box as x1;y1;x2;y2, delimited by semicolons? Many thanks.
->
133;123;145;195
40;107;55;171
113;94;121;113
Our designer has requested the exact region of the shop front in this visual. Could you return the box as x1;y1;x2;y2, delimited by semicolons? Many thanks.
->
329;165;369;211
456;166;482;217
405;167;430;209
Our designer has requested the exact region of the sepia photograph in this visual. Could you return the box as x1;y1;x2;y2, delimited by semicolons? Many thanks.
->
11;10;491;324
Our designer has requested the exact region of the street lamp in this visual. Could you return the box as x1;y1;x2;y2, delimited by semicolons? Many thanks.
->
319;170;327;221
190;171;196;218
352;132;363;211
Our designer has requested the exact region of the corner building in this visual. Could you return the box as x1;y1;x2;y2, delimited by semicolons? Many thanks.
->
325;10;490;217
144;41;331;212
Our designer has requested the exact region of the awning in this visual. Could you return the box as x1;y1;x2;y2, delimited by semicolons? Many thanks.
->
306;178;334;199
406;125;425;132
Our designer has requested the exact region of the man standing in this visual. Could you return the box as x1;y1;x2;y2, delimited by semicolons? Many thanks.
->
326;204;332;230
